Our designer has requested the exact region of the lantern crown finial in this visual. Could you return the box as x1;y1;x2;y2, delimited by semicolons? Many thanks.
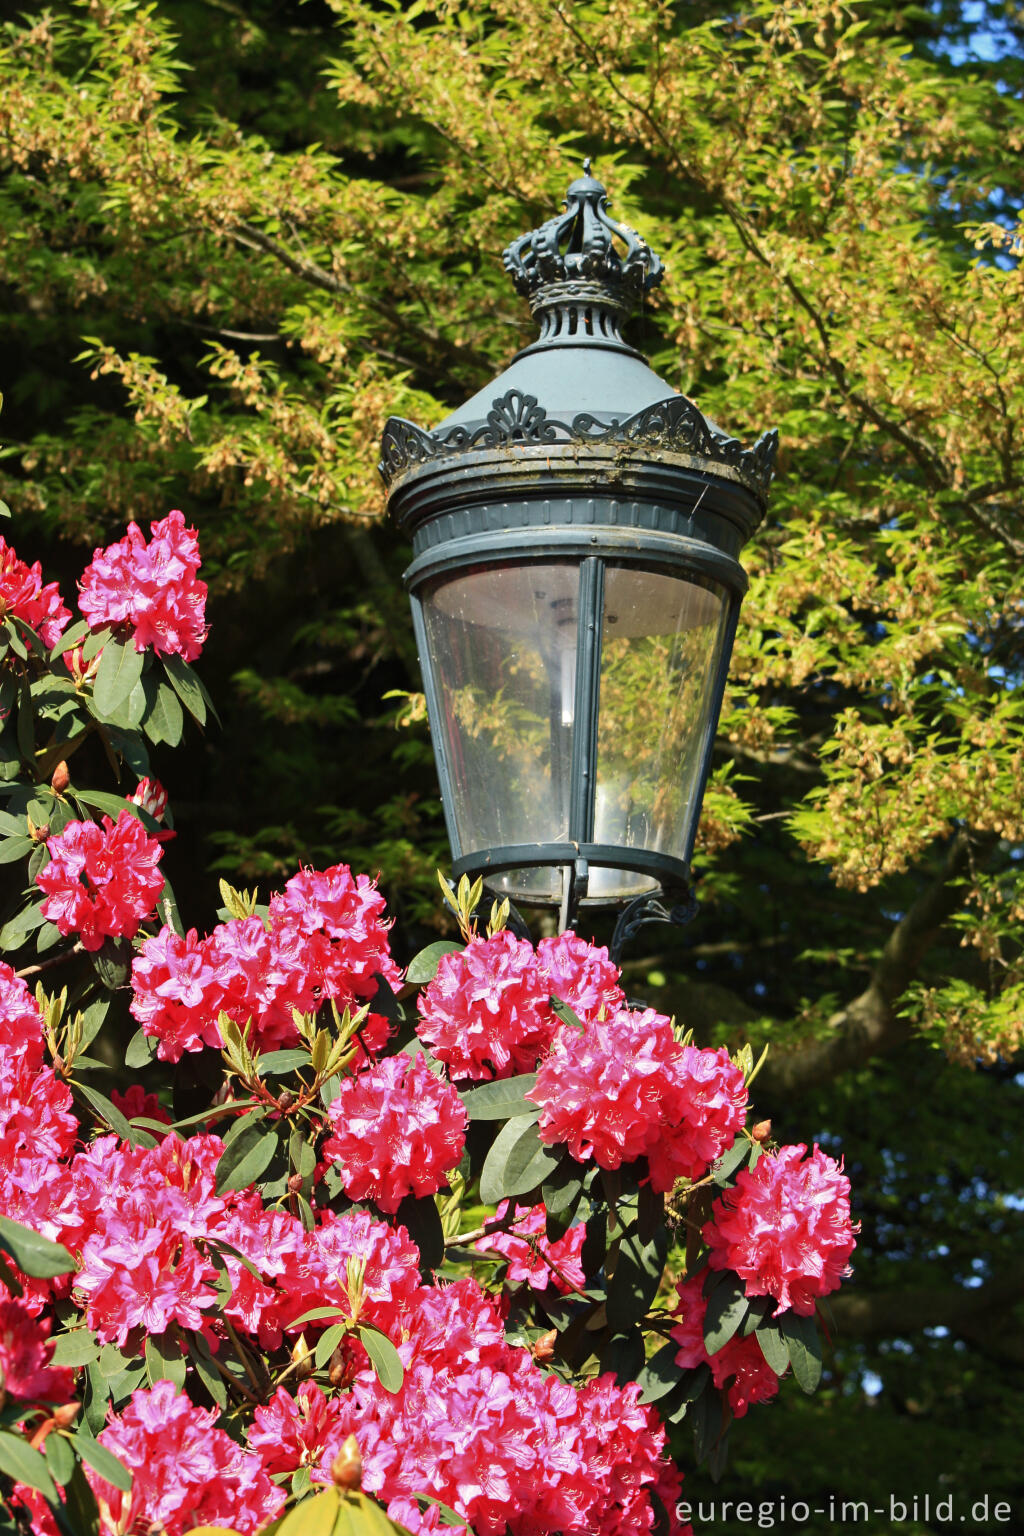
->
502;161;664;350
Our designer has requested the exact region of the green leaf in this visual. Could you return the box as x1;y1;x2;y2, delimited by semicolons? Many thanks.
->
754;1321;790;1376
702;1272;751;1355
258;1048;311;1075
74;1083;156;1148
0;835;33;865
606;1223;671;1332
61;1462;101;1536
49;1330;103;1368
72;1430;133;1493
0;1215;76;1279
215;1119;279;1194
162;654;208;726
712;1138;752;1186
599;1329;645;1386
313;1322;346;1369
52;618;90;658
92;638;144;720
780;1309;822;1392
44;1430;75;1487
0;1429;58;1501
144;1332;187;1390
82;627;109;663
0;810;25;837
405;940;462;985
125;1028;158;1068
549;995;585;1031
287;1306;348;1329
0;902;47;950
187;1332;228;1409
637;1341;683;1404
459;1073;537;1120
357;1323;405;1393
142;679;184;746
479;1114;558;1204
73;789;137;821
541;1155;585;1219
88;938;133;992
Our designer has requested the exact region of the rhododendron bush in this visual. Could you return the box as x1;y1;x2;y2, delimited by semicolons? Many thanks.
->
0;527;858;1536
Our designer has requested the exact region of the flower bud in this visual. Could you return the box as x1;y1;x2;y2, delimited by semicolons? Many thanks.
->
531;1329;558;1364
330;1433;362;1491
50;761;70;794
751;1119;772;1144
290;1334;313;1381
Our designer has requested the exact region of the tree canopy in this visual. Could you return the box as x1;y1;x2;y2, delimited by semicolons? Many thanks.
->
2;0;1023;1527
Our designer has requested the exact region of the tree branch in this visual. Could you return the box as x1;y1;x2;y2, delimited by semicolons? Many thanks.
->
756;830;975;1098
829;1258;1024;1367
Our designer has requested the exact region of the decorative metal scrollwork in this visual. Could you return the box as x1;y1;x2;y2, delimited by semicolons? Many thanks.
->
379;389;778;501
609;887;700;966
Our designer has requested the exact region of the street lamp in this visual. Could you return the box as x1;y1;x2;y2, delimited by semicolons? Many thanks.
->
381;162;777;943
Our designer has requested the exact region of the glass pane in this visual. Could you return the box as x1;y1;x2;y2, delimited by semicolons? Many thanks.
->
420;563;580;901
593;565;730;883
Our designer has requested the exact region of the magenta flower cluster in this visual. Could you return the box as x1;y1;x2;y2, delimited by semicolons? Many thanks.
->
36;810;165;951
130;862;400;1059
78;509;208;659
0;536;71;650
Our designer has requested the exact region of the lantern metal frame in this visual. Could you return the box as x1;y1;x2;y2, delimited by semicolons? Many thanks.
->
380;164;778;940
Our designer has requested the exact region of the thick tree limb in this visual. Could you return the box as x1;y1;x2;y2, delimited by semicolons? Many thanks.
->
756;831;974;1098
829;1259;1024;1368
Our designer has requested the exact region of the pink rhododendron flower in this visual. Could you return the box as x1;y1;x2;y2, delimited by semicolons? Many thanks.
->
131;864;399;1059
416;931;556;1079
0;964;78;1253
315;1275;689;1536
78;509;208;659
129;925;222;1061
535;931;624;1023
248;1381;346;1476
670;1273;782;1418
323;1051;467;1213
0;536;71;648
36;811;164;950
530;1009;747;1192
475;1201;586;1293
703;1143;859;1316
89;1381;283;1535
0;1300;75;1405
129;775;168;819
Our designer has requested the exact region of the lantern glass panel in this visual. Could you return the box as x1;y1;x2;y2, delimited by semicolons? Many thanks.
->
590;564;731;898
420;562;579;899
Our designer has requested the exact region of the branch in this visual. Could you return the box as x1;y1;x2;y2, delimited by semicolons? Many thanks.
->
757;830;975;1099
829;1258;1024;1367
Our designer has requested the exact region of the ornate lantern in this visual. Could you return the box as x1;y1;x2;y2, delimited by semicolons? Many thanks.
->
380;163;777;938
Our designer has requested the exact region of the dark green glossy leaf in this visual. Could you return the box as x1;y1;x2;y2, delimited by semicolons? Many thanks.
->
548;995;584;1031
125;1028;158;1068
599;1329;645;1386
357;1323;404;1393
313;1322;346;1369
0;834;33;864
0;1429;57;1501
88;938;132;992
93;638;144;720
258;1048;311;1075
780;1309;822;1392
637;1341;683;1404
74;1083;156;1148
49;1330;103;1367
754;1320;790;1375
144;1332;187;1390
702;1271;751;1355
405;940;462;984
162;653;209;726
460;1073;537;1120
72;1431;132;1493
712;1137;752;1186
214;1119;279;1194
0;1215;75;1279
142;678;184;746
606;1223;670;1332
479;1114;556;1204
395;1191;445;1271
43;1430;75;1487
61;1462;101;1536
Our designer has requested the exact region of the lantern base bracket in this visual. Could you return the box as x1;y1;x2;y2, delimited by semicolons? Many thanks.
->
609;888;699;966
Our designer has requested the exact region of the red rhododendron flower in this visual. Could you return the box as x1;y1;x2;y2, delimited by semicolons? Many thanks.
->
0;536;71;648
108;1083;171;1125
0;1300;75;1405
129;925;222;1061
703;1143;859;1316
78;509;208;659
0;964;78;1255
416;931;556;1080
475;1201;586;1293
670;1274;782;1418
248;1381;346;1476
652;1044;748;1188
530;1010;747;1192
36;811;164;950
535;931;624;1023
89;1381;283;1535
323;1051;467;1213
